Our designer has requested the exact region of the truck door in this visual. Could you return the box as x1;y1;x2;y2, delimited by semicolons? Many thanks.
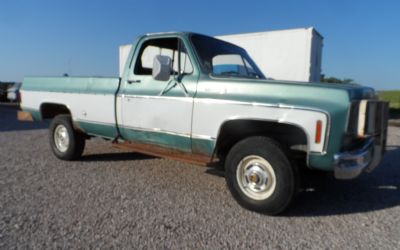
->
118;37;198;152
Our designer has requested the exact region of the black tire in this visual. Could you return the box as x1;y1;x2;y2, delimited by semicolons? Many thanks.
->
225;136;298;215
49;114;85;161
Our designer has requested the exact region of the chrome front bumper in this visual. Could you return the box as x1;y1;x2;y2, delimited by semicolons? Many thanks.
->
334;138;384;179
334;99;388;179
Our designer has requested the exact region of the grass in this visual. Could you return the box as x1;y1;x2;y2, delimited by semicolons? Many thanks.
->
378;90;400;109
378;90;400;120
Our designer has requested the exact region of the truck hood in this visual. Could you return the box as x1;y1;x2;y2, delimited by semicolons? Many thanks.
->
198;78;376;113
287;81;376;100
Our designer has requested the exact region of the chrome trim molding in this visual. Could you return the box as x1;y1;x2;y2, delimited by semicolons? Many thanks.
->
74;119;114;127
75;119;216;141
125;126;191;138
192;134;216;141
23;89;114;96
119;94;193;102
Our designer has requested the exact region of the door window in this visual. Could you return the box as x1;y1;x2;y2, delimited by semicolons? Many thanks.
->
134;38;193;75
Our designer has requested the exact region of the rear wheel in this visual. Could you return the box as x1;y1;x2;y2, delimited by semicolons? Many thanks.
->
225;136;298;215
49;115;85;160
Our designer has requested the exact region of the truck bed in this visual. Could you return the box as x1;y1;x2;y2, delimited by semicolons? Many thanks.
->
21;76;120;139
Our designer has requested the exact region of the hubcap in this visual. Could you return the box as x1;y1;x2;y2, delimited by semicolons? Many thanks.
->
54;125;70;153
236;155;276;200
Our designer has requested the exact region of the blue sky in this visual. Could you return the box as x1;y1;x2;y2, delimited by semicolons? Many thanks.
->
1;0;399;90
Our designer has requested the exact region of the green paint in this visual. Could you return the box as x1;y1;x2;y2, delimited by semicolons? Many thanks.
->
309;154;335;171
76;121;118;139
77;121;215;157
192;137;216;156
120;127;191;152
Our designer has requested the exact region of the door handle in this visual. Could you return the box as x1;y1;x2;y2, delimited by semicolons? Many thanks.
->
127;79;141;84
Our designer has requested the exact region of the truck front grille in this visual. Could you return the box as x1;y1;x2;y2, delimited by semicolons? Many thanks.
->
347;100;389;142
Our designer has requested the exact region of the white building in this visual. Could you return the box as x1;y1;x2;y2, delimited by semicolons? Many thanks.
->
119;27;323;82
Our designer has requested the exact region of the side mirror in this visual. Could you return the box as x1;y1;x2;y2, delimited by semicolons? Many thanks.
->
152;55;172;81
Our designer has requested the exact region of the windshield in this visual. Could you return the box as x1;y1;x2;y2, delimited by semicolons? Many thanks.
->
190;34;265;79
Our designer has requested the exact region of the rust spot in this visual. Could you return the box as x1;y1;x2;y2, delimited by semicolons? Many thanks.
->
112;141;214;166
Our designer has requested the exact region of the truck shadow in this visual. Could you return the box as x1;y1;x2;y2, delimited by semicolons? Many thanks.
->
206;147;400;217
285;146;400;216
80;152;156;162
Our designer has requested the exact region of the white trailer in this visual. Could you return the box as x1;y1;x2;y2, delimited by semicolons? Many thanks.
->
119;27;323;82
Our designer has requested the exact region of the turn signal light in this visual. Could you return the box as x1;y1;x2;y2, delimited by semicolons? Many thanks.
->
315;120;322;144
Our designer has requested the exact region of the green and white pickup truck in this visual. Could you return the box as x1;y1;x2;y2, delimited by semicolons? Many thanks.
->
19;32;389;215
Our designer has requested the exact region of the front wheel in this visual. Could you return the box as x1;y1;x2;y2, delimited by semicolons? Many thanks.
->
225;136;298;215
49;115;85;160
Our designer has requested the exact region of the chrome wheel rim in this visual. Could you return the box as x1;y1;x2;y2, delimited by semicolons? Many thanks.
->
54;124;69;153
236;155;276;200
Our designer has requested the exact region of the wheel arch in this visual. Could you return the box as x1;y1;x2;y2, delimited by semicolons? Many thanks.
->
40;102;72;120
213;118;310;164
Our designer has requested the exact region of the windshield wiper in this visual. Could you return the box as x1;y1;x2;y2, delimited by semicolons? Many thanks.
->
213;71;261;79
220;71;240;76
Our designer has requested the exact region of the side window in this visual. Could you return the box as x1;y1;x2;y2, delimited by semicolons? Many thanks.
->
212;54;247;76
212;54;257;77
134;38;193;75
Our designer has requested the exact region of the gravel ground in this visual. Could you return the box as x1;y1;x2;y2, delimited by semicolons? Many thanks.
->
1;104;399;249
